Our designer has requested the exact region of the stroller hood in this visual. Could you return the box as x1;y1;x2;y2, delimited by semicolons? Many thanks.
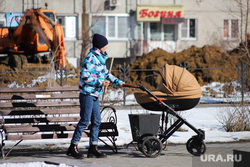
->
157;63;201;98
134;64;201;111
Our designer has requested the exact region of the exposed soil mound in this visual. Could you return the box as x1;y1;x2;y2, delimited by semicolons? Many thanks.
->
131;45;236;69
0;36;249;88
113;39;249;89
0;58;76;87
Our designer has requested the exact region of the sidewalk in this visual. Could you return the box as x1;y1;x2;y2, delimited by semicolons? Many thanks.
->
1;142;250;167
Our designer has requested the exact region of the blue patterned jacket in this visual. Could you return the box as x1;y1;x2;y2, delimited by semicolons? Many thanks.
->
79;48;122;98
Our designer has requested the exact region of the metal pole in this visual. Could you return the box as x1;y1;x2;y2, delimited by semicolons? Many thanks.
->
60;63;63;87
241;61;244;105
123;62;126;106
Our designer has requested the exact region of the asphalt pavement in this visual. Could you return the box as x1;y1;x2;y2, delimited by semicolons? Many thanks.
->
1;142;250;167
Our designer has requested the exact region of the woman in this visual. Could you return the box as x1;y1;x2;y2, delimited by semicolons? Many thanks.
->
67;34;124;159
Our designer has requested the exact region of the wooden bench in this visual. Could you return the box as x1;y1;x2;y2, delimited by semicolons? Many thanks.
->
0;86;118;158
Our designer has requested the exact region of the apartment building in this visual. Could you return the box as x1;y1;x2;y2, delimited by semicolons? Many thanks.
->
1;0;249;67
86;0;249;65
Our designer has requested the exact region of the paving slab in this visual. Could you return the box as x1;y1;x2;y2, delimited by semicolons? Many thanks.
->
1;142;250;167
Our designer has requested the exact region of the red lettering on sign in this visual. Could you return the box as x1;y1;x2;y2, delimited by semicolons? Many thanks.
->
162;18;166;24
148;11;154;17
140;9;148;17
168;11;174;18
139;9;182;18
161;11;167;17
175;11;181;18
161;17;184;24
155;11;160;17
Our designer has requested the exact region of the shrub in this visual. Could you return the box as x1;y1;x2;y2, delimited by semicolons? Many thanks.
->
217;104;250;132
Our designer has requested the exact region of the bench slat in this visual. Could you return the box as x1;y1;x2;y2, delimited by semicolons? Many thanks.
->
0;93;79;100
5;123;118;136
98;132;118;137
0;86;78;93
100;122;118;129
4;116;80;124
5;124;76;133
6;133;77;140
0;108;80;116
0;101;80;108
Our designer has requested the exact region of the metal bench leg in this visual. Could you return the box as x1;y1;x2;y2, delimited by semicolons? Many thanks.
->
5;140;23;157
98;137;118;153
0;130;5;159
0;145;4;159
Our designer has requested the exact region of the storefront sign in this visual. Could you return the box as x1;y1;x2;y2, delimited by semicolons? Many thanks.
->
137;5;184;22
161;17;184;24
6;13;23;27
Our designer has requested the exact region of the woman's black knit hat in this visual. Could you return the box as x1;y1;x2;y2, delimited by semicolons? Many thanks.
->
92;33;108;49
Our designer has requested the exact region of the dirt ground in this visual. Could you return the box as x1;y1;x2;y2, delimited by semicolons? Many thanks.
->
0;36;249;88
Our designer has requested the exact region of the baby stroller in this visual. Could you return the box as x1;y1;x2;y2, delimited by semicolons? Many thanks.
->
124;63;206;158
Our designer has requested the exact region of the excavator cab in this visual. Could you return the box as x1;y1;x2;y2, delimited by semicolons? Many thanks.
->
42;11;56;22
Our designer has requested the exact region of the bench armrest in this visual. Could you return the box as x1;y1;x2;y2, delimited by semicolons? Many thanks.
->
101;106;117;124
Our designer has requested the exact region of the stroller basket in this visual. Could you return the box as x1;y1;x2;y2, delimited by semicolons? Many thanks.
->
129;114;161;142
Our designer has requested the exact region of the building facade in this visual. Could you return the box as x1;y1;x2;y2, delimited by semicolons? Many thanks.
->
1;0;249;68
85;0;250;66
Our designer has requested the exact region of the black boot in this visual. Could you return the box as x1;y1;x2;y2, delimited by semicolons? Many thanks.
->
87;145;107;158
66;143;84;159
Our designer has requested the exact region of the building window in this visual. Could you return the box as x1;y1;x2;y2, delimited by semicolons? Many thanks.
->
164;24;175;41
92;15;130;40
57;15;77;40
150;23;161;41
108;16;115;37
181;18;197;40
43;12;55;22
224;19;238;39
92;16;106;36
118;16;129;38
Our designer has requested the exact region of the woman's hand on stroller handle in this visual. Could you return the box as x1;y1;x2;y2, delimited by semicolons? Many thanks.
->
122;83;147;91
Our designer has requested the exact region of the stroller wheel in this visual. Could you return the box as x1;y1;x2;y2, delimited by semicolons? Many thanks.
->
186;137;206;156
141;136;163;158
137;133;154;152
161;141;168;150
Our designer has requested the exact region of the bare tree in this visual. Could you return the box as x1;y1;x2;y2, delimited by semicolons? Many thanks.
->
80;0;107;66
223;0;250;59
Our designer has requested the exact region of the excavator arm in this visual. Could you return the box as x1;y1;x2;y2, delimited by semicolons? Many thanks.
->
53;24;67;69
13;9;67;69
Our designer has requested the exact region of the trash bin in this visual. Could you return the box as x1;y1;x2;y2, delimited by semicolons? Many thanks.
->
129;114;161;142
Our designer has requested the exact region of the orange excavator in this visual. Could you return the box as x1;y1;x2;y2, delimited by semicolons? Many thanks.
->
0;7;67;70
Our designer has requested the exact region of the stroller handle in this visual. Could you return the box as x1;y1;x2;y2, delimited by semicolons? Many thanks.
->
122;83;139;88
123;83;147;91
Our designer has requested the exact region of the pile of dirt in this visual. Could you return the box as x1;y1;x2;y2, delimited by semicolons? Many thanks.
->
131;45;234;69
111;36;250;91
0;36;249;88
0;59;77;87
127;45;239;85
